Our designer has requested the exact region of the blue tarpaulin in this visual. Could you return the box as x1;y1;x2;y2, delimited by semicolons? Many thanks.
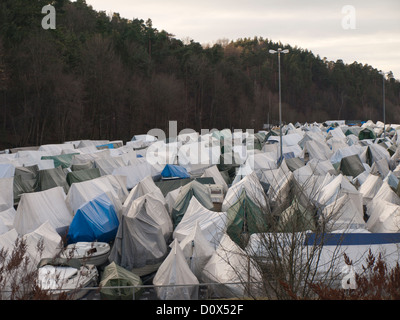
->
67;193;119;244
96;143;115;149
304;232;400;246
161;164;190;179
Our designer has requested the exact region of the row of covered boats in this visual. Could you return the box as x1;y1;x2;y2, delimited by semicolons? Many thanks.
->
1;119;400;299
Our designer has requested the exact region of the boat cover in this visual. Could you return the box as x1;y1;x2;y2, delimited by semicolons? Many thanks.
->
153;239;199;300
67;193;119;244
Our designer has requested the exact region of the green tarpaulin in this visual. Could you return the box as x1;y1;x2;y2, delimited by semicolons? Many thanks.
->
66;168;101;186
226;189;268;249
358;127;376;140
99;262;143;300
41;153;79;169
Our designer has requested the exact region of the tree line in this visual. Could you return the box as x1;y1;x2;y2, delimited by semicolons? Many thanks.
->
0;0;399;149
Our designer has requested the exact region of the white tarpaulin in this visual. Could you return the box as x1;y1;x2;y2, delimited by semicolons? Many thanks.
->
24;221;63;268
304;140;333;161
367;199;400;233
359;174;383;206
0;207;16;233
0;228;18;254
0;164;15;178
122;175;166;214
330;145;367;165
174;197;227;249
260;161;292;204
153;239;199;300
370;181;400;208
14;186;73;235
201;234;263;298
65;176;123;218
112;160;158;190
316;174;362;213
178;221;215;280
0;177;14;211
102;175;129;205
222;172;266;211
201;165;229;194
282;133;303;147
38;143;76;156
94;156;126;176
177;141;219;175
321;194;366;231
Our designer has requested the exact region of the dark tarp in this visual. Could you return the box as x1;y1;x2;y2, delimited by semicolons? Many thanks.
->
358;127;376;140
339;154;365;177
13;175;38;204
66;168;101;186
14;165;39;179
38;166;69;194
155;177;215;197
226;189;268;249
13;165;39;204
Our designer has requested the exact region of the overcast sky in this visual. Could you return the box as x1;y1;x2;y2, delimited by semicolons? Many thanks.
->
85;0;400;79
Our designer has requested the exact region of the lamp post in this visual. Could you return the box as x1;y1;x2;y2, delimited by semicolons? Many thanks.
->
269;48;289;162
380;71;387;139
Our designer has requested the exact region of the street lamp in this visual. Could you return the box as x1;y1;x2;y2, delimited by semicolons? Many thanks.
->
269;48;289;162
380;71;388;140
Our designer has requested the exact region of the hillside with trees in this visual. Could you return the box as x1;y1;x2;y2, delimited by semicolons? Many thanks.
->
0;0;399;149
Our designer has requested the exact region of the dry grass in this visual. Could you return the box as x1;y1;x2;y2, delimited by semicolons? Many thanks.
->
279;249;400;300
0;237;69;300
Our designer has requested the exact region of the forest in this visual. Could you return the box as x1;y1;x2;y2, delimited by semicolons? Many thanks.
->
0;0;399;150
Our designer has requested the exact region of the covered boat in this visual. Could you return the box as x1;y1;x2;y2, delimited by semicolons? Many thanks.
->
37;257;98;300
99;262;143;300
60;242;111;267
